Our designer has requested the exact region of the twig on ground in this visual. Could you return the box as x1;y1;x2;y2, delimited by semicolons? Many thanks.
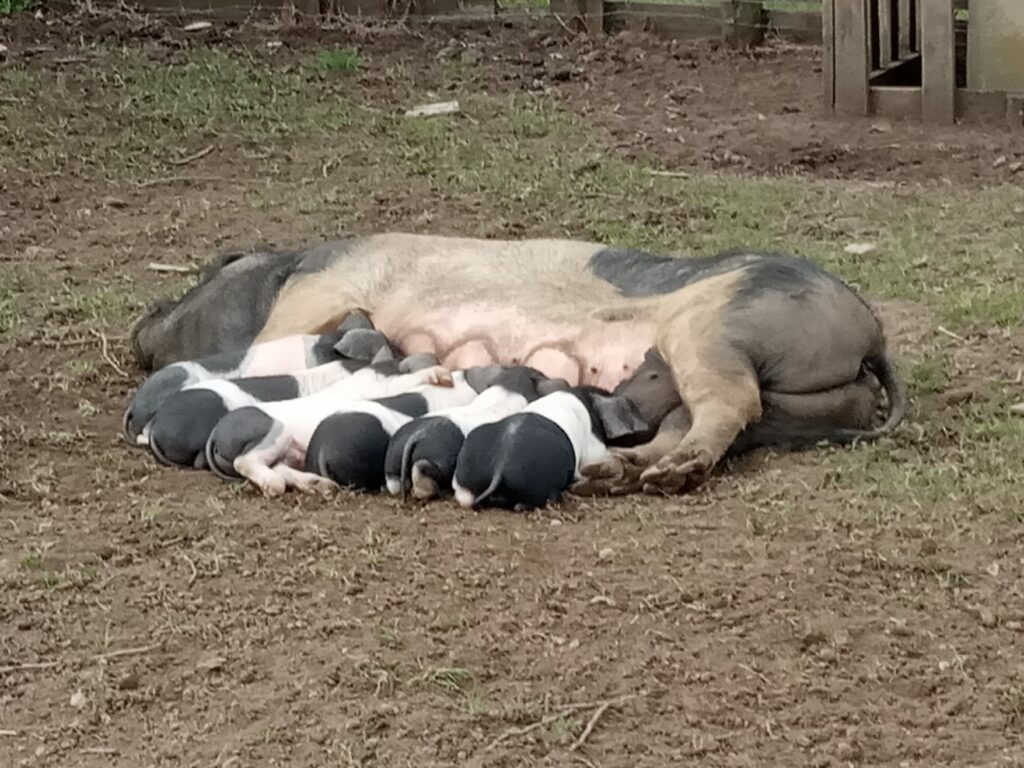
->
552;12;575;36
81;748;118;756
93;644;160;662
647;169;691;178
0;730;18;737
167;145;215;167
0;661;60;675
133;175;258;189
485;695;636;753
147;262;198;274
53;56;89;65
739;663;770;684
937;325;967;343
569;696;634;752
90;329;129;378
180;554;198;587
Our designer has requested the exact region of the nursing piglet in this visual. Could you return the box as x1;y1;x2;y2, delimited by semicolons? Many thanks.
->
146;352;439;470
302;371;491;494
123;311;386;445
452;387;649;512
383;366;566;502
204;366;477;497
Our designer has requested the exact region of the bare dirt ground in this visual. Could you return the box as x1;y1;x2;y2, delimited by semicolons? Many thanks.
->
2;8;1024;768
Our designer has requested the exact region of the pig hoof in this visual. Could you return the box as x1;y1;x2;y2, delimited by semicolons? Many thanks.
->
421;366;454;388
259;477;288;498
297;477;338;497
638;448;715;494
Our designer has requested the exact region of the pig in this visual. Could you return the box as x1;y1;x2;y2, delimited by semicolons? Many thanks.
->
145;352;440;470
130;234;907;496
303;375;484;494
382;366;570;502
573;346;900;495
204;366;480;497
451;387;649;512
124;310;388;446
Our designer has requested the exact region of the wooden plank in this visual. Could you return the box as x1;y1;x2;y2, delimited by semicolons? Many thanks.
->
914;0;921;52
897;0;911;57
722;0;764;49
869;85;920;119
833;0;870;115
921;0;955;124
768;10;821;44
878;0;893;68
586;0;604;34
603;2;722;40
823;0;835;113
1009;95;1024;130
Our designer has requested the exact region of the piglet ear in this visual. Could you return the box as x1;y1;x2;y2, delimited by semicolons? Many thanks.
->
463;365;506;393
335;328;390;362
336;309;374;334
536;377;571;397
591;393;651;443
371;345;397;365
398;353;439;373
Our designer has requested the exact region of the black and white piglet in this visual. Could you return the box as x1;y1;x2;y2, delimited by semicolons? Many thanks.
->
146;351;439;470
204;365;482;497
303;367;543;494
452;387;649;512
123;310;389;445
383;366;566;502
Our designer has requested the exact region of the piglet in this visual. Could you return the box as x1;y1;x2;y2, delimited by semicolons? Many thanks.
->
204;367;479;497
146;352;439;470
123;311;385;445
383;366;564;502
452;387;650;512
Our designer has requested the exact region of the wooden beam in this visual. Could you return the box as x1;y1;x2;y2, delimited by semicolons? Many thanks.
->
897;0;911;57
585;0;604;34
823;0;835;113
833;0;870;115
878;0;893;69
869;85;920;119
921;0;955;124
1005;94;1024;130
722;0;764;49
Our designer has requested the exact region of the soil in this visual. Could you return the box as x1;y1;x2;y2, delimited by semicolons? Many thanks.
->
2;9;1024;768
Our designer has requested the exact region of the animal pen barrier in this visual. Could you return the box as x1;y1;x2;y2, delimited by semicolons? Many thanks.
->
824;0;1024;126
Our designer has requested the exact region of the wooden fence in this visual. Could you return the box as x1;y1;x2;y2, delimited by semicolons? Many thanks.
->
127;0;824;46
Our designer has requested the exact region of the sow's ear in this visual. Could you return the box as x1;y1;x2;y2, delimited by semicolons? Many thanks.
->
591;393;651;443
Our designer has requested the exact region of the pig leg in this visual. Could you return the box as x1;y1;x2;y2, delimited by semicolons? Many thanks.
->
627;274;763;493
271;464;339;497
572;406;690;496
255;273;364;343
232;426;296;497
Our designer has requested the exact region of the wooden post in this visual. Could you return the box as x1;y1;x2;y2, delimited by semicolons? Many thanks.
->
586;0;604;35
722;0;764;49
878;0;893;68
897;0;911;57
1008;95;1024;131
823;0;835;113
833;0;870;115
921;0;955;124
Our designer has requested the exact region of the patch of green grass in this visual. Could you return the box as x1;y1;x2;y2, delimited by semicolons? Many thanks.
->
410;666;476;693
0;275;21;338
62;287;137;328
312;47;363;72
907;358;950;397
20;551;44;571
0;0;34;15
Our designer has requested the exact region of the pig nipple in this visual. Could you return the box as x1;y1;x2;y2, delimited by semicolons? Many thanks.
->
589;366;598;374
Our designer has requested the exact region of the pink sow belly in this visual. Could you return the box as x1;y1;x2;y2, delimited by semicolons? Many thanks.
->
374;305;654;392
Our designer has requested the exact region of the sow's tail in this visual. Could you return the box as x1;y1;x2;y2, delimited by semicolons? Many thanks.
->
739;352;908;454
